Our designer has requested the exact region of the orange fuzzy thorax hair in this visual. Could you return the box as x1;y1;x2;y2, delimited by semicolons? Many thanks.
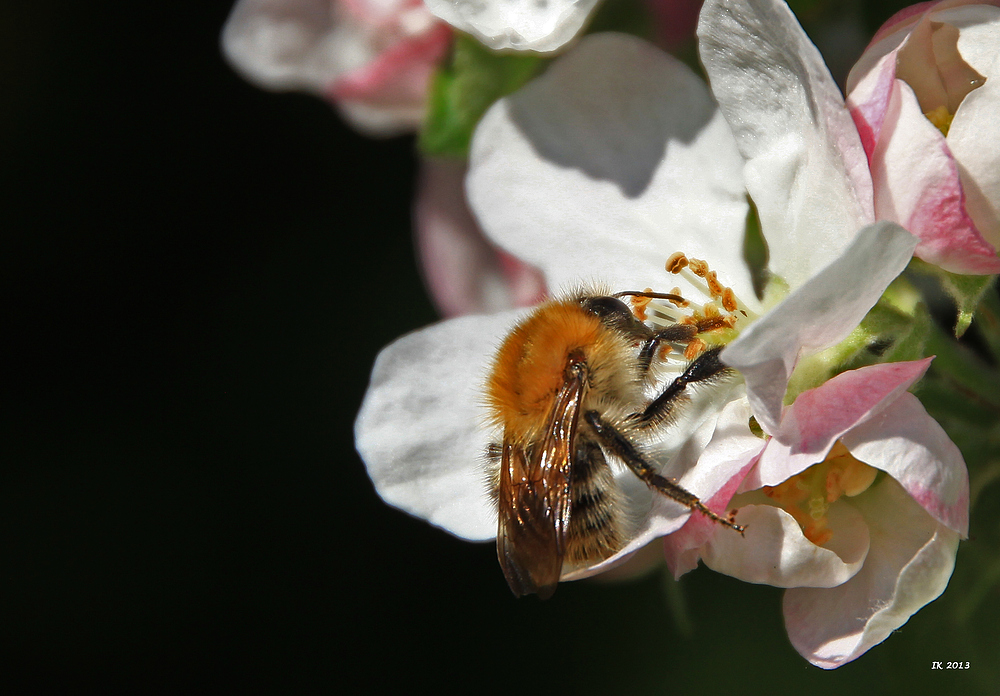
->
486;300;633;443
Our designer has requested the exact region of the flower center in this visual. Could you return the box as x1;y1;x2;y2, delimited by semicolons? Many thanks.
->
761;441;877;546
626;252;755;360
896;20;986;137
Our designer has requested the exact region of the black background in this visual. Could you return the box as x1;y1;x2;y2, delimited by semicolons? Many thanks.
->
2;1;995;693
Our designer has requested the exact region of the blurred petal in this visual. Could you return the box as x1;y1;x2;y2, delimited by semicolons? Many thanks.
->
222;0;448;135
698;0;874;287
784;477;960;669
748;360;932;488
721;222;917;434
841;392;970;535
414;158;546;317
355;312;527;539
424;0;600;52
467;33;751;300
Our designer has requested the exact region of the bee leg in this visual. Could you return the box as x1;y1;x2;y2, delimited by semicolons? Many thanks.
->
584;410;745;535
634;346;728;427
636;325;698;377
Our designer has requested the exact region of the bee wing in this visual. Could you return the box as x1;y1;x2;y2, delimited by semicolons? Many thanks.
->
496;367;584;599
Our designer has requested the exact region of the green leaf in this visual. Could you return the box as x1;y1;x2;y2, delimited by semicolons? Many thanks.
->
419;35;545;158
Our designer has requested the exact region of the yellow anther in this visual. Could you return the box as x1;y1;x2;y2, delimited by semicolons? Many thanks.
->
706;270;724;298
666;252;689;274
721;288;738;313
684;338;707;360
688;258;709;277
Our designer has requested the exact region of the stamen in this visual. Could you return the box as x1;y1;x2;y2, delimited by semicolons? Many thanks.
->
631;288;653;321
721;288;738;313
705;270;724;298
687;258;709;277
684;338;707;360
761;441;877;547
665;252;688;274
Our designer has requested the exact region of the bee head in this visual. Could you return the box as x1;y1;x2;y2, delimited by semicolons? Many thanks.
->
578;295;652;338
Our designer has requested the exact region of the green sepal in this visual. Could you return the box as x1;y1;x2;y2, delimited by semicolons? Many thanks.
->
742;195;770;301
419;34;545;158
908;257;997;337
783;277;931;404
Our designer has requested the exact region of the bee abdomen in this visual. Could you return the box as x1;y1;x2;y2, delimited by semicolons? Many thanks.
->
566;439;624;566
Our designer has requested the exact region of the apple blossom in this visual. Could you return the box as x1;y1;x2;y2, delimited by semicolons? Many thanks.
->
846;0;1000;274
663;359;969;668
357;31;916;587
222;0;451;135
356;34;757;580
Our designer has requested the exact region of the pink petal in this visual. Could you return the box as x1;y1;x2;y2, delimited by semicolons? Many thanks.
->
222;0;446;135
329;22;451;107
867;1;1000;48
748;360;933;489
847;1;1000;274
784;477;960;668
847;53;898;159
870;79;1000;273
841;393;970;535
414;159;546;317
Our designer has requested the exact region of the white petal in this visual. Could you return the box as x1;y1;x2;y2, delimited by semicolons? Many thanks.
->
936;3;1000;77
424;0;599;52
841;393;970;536
784;476;960;669
466;33;752;301
222;0;348;94
702;500;869;588
698;0;874;287
355;312;527;540
949;75;1000;248
722;222;917;433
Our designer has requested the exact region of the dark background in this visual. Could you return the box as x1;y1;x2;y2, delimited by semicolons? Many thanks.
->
2;1;995;693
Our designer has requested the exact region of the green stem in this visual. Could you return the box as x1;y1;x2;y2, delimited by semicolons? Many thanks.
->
974;287;1000;364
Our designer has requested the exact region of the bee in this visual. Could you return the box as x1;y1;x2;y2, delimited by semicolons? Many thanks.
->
485;289;745;598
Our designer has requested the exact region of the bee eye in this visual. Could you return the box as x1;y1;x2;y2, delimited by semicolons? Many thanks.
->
580;296;633;322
